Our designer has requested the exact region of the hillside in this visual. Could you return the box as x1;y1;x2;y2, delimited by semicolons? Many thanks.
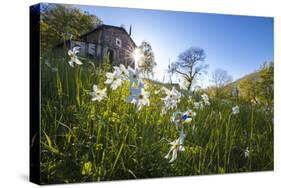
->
232;71;260;86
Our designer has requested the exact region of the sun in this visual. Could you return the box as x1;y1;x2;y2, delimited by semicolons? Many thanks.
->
133;48;142;63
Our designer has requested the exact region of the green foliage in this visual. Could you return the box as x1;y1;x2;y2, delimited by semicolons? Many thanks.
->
238;74;259;101
40;4;102;55
40;53;273;184
236;62;274;106
137;41;157;77
257;62;274;107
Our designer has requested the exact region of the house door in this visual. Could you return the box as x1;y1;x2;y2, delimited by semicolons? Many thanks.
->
107;49;114;64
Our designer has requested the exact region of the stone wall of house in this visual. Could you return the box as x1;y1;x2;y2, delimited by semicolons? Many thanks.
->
81;27;135;67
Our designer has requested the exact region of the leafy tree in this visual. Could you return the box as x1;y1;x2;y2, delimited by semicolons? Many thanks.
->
238;77;259;101
211;68;233;97
257;62;274;107
237;61;273;106
137;41;157;77
40;4;102;55
168;47;208;91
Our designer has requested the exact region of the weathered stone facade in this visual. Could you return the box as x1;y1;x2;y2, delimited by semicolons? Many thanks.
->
69;24;136;67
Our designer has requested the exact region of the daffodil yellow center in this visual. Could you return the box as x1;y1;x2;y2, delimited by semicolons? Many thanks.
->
139;94;144;99
172;143;179;150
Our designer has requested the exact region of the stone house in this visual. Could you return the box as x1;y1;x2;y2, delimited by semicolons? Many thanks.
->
66;24;137;67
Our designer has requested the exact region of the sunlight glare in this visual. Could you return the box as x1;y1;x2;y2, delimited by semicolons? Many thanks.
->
133;48;142;63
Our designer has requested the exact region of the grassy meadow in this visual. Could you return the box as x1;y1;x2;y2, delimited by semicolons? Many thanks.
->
39;52;273;184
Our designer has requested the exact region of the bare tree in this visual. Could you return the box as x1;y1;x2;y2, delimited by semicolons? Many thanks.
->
168;47;208;91
211;68;233;96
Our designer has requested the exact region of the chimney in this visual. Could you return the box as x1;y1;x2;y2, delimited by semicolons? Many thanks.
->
129;25;132;36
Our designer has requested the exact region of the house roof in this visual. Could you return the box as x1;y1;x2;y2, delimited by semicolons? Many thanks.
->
79;24;137;47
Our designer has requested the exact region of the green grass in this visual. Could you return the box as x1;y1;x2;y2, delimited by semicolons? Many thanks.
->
39;53;273;184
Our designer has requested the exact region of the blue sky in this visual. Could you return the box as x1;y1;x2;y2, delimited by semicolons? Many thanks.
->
76;4;273;87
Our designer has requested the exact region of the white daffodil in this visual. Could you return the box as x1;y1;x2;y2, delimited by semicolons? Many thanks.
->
164;139;180;163
251;98;260;104
201;93;210;105
164;130;186;163
201;94;209;101
204;100;210;106
162;87;181;100
104;70;123;90
114;64;129;80
68;46;83;67
127;85;150;111
194;101;203;110
162;100;178;114
128;66;141;87
161;87;181;113
244;147;250;158
232;105;240;114
89;85;107;102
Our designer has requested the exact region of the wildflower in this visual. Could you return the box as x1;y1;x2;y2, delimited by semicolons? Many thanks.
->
164;139;180;163
104;71;123;90
164;130;186;163
127;85;150;111
251;98;260;104
201;94;210;105
172;110;196;127
162;100;177;114
201;94;209;101
182;109;196;124
161;87;181;113
68;46;82;67
232;105;240;114
114;64;128;80
194;101;203;109
89;85;107;102
128;66;141;87
163;87;181;100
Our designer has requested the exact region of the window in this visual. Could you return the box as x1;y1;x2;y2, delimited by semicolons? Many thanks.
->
87;43;96;56
116;38;122;48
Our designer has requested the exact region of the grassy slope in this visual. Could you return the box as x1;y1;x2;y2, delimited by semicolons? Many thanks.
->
39;54;273;184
